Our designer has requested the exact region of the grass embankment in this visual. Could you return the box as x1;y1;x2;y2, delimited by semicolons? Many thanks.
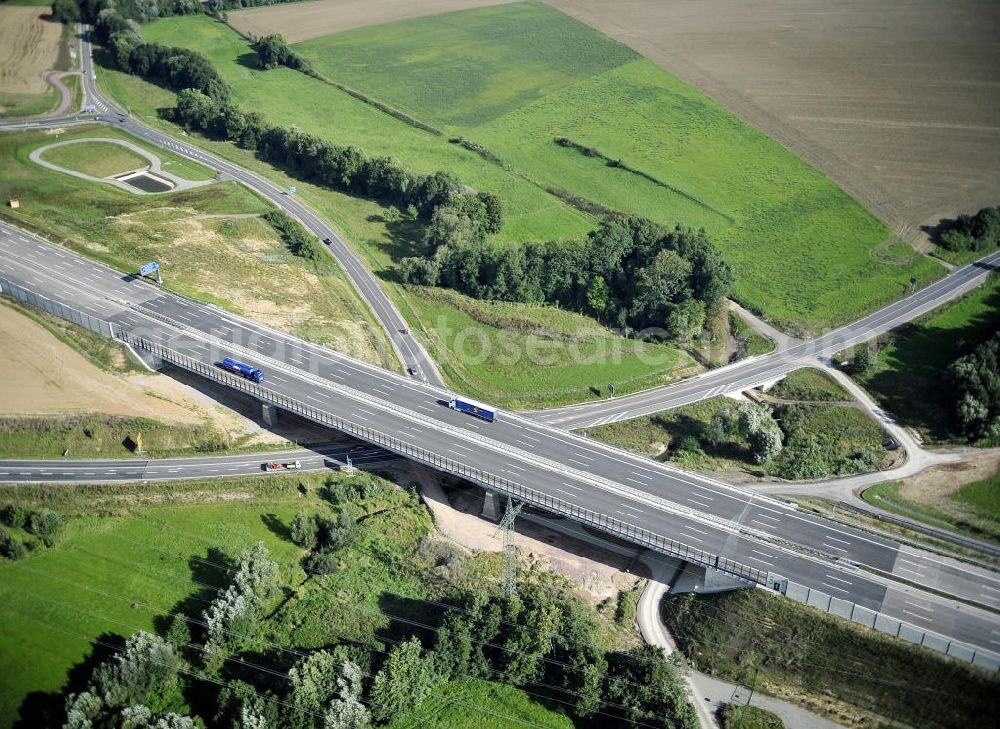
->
94;61;692;405
586;393;885;480
862;469;1000;545
852;275;1000;443
0;473;574;728
768;368;849;402
728;311;774;359
0;126;391;366
40;140;149;178
404;286;699;408
290;1;944;331
663;589;1000;729
719;705;783;729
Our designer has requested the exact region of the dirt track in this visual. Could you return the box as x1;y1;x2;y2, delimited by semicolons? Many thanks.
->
548;0;1000;250
227;0;520;43
0;6;62;96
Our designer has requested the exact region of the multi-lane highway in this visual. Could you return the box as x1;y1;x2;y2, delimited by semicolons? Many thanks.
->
2;25;999;662
0;445;396;483
2;223;998;660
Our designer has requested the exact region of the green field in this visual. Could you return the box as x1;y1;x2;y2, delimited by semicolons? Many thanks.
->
769;368;850;402
0;86;59;118
137;16;592;244
41;140;149;178
0;473;596;728
1;126;393;366
662;589;1000;729
404;286;699;408
856;274;1000;442
720;705;784;729
287;1;944;331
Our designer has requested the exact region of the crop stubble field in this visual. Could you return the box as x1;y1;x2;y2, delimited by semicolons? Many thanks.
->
0;5;63;116
548;0;1000;249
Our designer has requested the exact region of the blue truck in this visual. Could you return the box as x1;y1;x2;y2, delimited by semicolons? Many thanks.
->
219;357;264;383
449;396;497;422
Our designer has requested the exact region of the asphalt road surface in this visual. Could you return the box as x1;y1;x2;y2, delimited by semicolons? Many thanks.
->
1;223;998;658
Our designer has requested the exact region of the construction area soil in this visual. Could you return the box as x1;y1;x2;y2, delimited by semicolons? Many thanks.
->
548;0;1000;251
899;450;1000;504
0;301;333;447
227;0;520;43
0;6;62;96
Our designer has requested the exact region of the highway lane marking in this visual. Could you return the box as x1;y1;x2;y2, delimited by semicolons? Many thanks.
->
568;458;591;468
751;512;780;522
824;574;853;585
902;610;933;621
619;503;643;514
628;471;654;481
751;549;776;559
625;477;647;486
979;585;1000;594
686;497;713;508
688;492;714;501
824;535;852;546
452;444;473;453
558;488;579;498
570;453;593;461
679;525;708;536
903;601;934;613
821;582;850;594
560;483;583;492
822;543;848;552
305;394;326;404
518;434;540;443
746;556;772;565
506;463;525;472
896;566;925;577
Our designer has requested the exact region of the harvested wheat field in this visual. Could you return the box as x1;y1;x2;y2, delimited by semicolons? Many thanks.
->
227;0;520;42
0;6;61;95
549;0;1000;250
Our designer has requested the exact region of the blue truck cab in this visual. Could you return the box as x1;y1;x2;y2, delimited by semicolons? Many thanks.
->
449;396;497;422
220;357;264;383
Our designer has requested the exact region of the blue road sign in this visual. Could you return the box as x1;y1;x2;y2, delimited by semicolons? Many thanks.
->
139;261;159;277
289;186;297;194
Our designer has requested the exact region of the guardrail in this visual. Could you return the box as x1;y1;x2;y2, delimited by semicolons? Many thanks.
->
0;276;112;337
118;331;768;586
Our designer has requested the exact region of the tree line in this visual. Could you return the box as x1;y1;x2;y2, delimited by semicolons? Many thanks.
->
168;87;501;226
937;205;1000;254
401;215;734;336
948;332;1000;443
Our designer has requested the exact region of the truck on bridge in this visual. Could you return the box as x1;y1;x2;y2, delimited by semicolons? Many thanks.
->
449;396;497;422
218;357;264;383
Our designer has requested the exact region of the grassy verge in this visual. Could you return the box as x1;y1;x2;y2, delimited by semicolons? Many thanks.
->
662;589;1000;729
852;274;1000;443
40;139;149;178
403;285;699;408
862;472;1000;545
0;87;58;118
768;369;850;402
290;1;944;331
0;415;238;459
728;311;774;358
385;677;573;728
0;126;392;367
719;704;783;729
585;396;886;480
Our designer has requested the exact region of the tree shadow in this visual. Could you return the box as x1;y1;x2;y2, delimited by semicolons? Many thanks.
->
14;632;123;729
235;52;262;71
375;592;442;648
261;513;291;542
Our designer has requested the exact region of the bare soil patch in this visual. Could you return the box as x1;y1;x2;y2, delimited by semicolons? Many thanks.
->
0;300;336;446
0;7;62;96
227;0;520;43
900;450;1000;504
548;0;1000;251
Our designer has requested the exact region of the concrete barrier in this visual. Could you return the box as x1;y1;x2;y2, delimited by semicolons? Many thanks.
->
849;604;877;629
874;613;902;637
806;589;832;612
898;623;925;646
828;597;853;620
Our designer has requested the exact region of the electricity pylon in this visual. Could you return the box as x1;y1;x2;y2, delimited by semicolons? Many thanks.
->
495;495;524;598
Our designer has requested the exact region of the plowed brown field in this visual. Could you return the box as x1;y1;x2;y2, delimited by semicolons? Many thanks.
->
227;0;520;43
0;6;61;95
548;0;1000;250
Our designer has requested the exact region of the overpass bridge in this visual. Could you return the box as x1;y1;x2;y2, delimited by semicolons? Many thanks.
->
1;221;999;669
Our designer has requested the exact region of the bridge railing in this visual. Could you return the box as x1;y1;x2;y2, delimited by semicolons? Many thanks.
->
118;332;767;586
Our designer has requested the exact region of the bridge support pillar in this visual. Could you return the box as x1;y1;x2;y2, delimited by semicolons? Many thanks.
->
262;403;278;427
480;490;502;521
